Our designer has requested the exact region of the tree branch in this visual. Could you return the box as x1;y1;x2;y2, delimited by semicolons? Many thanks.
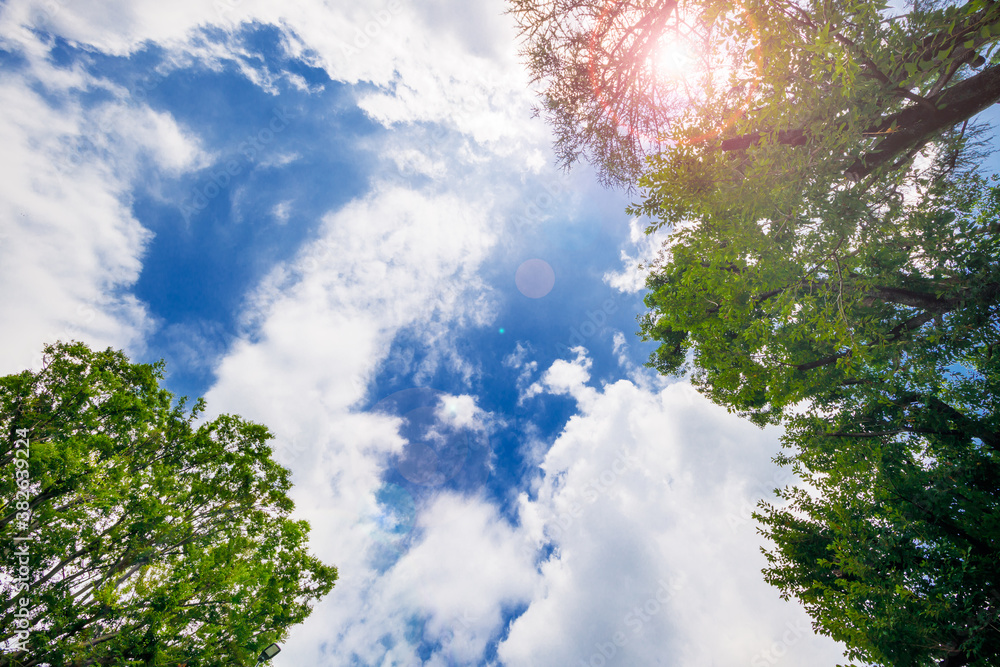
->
846;64;1000;181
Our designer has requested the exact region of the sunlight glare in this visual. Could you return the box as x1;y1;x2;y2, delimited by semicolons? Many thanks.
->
653;38;696;81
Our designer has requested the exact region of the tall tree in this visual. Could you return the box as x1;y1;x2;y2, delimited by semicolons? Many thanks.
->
756;371;1000;666
512;3;1000;664
0;342;337;666
639;173;1000;424
511;0;1000;190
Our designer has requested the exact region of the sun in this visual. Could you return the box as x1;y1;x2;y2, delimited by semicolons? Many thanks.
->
587;0;760;146
651;37;697;82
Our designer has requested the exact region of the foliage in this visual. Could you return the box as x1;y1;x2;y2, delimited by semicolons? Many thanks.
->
0;342;337;667
508;0;758;187
756;372;1000;666
512;0;1000;191
512;2;1000;664
640;173;1000;424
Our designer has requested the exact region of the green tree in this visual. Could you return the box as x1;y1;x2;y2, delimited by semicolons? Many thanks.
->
511;0;1000;191
636;155;1000;667
511;0;1000;419
756;374;1000;666
639;173;1000;423
511;3;1000;664
0;342;337;666
508;0;704;187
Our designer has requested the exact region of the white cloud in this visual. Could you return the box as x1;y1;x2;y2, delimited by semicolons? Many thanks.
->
387;147;449;180
383;494;538;664
435;394;489;432
93;104;207;175
603;217;672;294
502;341;530;370
212;184;498;422
1;0;543;154
200;180;510;665
497;352;848;666
522;346;594;405
278;492;538;667
0;33;207;373
272;199;292;225
0;0;562;376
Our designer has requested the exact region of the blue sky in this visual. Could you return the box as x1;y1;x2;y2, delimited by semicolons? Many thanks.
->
0;1;861;665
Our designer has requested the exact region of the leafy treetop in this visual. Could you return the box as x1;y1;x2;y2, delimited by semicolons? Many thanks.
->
0;342;337;667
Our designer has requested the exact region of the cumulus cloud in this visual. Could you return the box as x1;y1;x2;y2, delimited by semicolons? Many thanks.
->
1;0;541;150
210;184;498;422
381;494;538;665
497;351;848;666
0;0;562;376
0;29;207;373
435;394;491;432
198;179;512;664
603;217;673;294
521;346;593;404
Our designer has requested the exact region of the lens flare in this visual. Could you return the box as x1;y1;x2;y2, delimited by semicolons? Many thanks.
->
652;38;695;81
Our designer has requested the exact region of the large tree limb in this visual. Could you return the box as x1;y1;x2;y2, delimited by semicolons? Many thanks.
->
795;350;851;371
716;62;1000;169
846;64;1000;181
868;287;958;313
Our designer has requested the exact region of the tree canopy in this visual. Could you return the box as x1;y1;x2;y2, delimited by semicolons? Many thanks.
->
636;166;1000;665
0;342;336;666
756;364;1000;666
606;0;1000;429
639;172;1000;424
512;1;1000;665
511;0;1000;190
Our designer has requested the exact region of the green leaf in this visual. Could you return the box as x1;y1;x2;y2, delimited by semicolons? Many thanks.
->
0;342;338;666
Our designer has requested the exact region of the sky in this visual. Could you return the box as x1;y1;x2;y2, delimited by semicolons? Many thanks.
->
0;1;859;665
